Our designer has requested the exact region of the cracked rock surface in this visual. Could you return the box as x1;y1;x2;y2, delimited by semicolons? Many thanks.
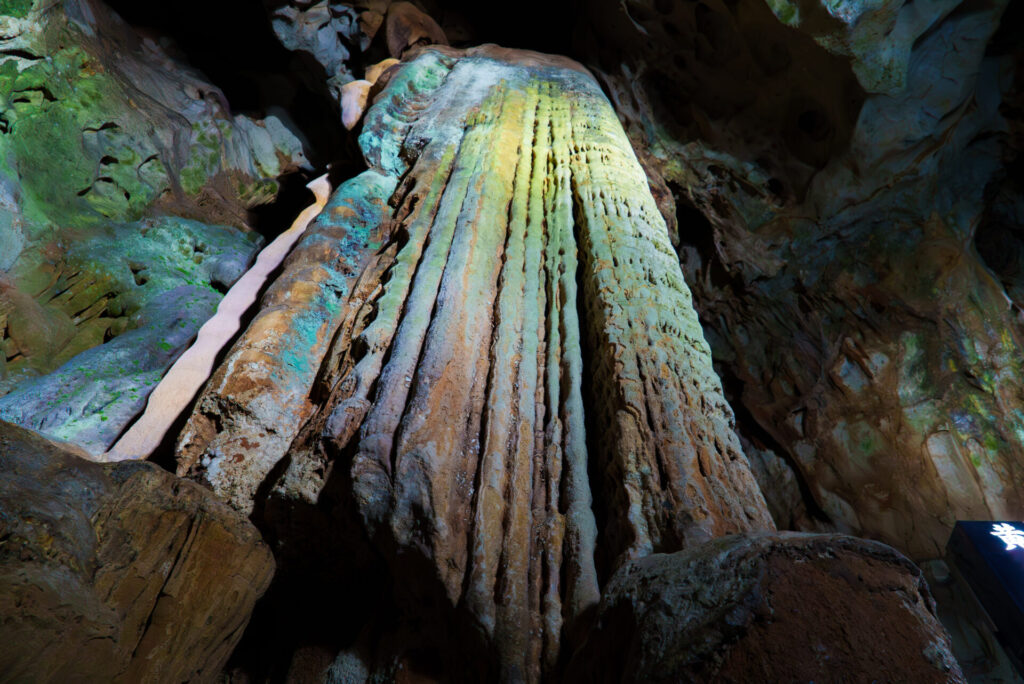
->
0;420;274;682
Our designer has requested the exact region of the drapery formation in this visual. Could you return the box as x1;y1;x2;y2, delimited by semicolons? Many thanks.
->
177;46;772;681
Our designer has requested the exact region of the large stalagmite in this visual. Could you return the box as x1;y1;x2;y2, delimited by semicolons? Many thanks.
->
177;45;774;680
0;0;1007;679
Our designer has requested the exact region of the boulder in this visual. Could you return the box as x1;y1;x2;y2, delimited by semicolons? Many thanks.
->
0;421;274;682
567;532;965;683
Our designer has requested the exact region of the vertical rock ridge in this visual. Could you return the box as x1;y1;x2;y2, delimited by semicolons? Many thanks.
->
176;170;395;512
566;89;774;567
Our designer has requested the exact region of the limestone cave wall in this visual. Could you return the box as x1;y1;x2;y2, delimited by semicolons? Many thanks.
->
0;0;1020;681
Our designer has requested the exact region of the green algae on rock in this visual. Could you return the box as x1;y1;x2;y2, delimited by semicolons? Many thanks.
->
0;216;261;453
0;0;308;454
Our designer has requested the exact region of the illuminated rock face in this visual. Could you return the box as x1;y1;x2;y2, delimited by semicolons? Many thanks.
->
567;532;964;683
0;0;306;454
585;0;1022;559
0;1;979;675
178;45;774;681
0;421;274;682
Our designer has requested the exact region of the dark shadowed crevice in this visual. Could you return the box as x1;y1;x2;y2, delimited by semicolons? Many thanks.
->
569;179;613;589
665;182;830;528
247;172;316;240
669;181;747;294
226;442;397;680
718;369;832;528
420;0;578;53
104;0;351;172
974;3;1024;304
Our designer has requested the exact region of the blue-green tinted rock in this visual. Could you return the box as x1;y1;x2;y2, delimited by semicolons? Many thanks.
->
0;216;260;452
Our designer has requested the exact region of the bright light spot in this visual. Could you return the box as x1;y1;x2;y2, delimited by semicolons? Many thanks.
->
991;523;1024;551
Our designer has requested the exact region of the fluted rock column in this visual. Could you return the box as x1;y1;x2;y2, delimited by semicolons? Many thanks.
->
179;45;772;681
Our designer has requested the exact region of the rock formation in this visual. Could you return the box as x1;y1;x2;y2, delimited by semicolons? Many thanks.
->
566;532;964;683
172;42;964;682
0;0;307;453
1;0;1019;680
581;0;1023;559
0;420;274;682
104;175;332;461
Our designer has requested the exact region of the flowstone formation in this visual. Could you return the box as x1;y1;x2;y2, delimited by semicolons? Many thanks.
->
0;0;1005;680
0;0;307;453
178;46;774;679
171;45;961;682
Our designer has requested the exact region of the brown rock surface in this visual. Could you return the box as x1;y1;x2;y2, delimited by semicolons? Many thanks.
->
582;0;1021;559
0;420;274;682
176;169;394;513
385;2;448;57
566;532;965;684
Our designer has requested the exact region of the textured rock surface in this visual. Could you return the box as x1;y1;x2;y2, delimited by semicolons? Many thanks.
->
585;0;1022;559
0;0;307;453
177;168;394;511
0;420;274;682
0;0;1002;679
105;176;332;461
179;45;773;680
270;0;366;108
0;217;260;453
566;532;965;683
270;0;448;127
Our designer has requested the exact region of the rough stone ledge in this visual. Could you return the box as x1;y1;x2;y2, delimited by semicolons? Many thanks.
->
0;420;274;683
566;531;965;683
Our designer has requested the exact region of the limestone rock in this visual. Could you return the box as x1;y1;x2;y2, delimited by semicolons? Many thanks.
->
0;0;308;454
177;169;396;512
762;0;960;94
0;217;261;454
366;57;401;84
269;0;365;106
0;420;274;682
181;45;773;681
104;175;332;461
385;2;448;57
566;532;965;683
341;79;372;129
586;0;1021;559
